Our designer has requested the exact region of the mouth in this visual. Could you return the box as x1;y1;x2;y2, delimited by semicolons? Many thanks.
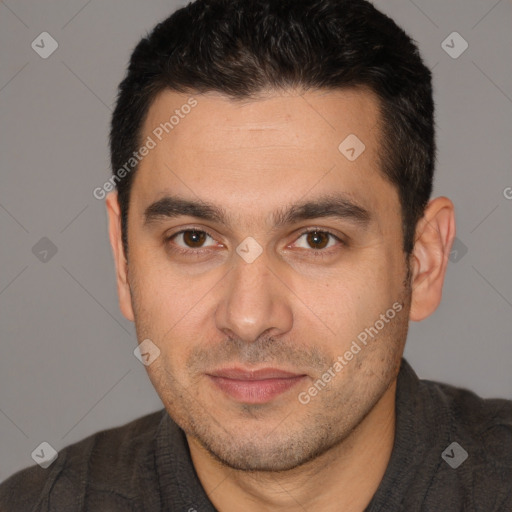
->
206;367;307;404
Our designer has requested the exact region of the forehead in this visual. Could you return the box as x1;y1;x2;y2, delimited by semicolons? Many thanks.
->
143;87;381;153
132;87;398;230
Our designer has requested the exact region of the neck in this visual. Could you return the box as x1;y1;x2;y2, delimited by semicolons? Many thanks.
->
188;380;397;512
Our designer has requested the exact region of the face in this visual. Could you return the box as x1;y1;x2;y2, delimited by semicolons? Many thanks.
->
117;87;412;471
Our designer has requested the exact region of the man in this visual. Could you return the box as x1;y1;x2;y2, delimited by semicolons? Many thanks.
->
1;0;511;510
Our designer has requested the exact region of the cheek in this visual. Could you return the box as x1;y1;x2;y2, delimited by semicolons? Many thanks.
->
294;251;402;346
128;256;214;366
129;247;185;317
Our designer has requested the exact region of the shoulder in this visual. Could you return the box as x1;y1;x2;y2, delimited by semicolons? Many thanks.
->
422;377;512;463
418;377;512;509
0;409;166;512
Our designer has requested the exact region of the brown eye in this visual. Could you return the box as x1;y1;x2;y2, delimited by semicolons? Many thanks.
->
305;231;330;250
167;229;217;252
182;230;208;248
294;229;341;251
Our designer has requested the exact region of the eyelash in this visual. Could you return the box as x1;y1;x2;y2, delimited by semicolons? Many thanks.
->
164;227;346;259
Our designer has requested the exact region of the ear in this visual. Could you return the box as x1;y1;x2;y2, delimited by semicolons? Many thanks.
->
409;196;456;322
106;191;135;322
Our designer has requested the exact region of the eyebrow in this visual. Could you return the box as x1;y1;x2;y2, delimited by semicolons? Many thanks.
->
143;193;371;230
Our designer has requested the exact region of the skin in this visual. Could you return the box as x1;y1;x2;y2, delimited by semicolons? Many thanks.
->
106;87;455;511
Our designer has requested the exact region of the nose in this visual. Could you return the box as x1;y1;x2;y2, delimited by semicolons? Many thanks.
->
215;249;293;344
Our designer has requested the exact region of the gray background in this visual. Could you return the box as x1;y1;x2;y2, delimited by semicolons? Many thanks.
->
0;0;511;482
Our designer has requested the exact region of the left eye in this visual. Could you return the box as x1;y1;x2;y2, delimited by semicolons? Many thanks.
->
292;230;341;251
171;230;217;249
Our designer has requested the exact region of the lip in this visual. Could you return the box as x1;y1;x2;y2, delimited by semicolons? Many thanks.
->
207;367;306;404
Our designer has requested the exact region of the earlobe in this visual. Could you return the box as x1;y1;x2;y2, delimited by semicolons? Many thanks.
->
106;191;135;322
409;196;456;322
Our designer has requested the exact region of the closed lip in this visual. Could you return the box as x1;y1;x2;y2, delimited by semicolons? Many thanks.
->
207;367;305;380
